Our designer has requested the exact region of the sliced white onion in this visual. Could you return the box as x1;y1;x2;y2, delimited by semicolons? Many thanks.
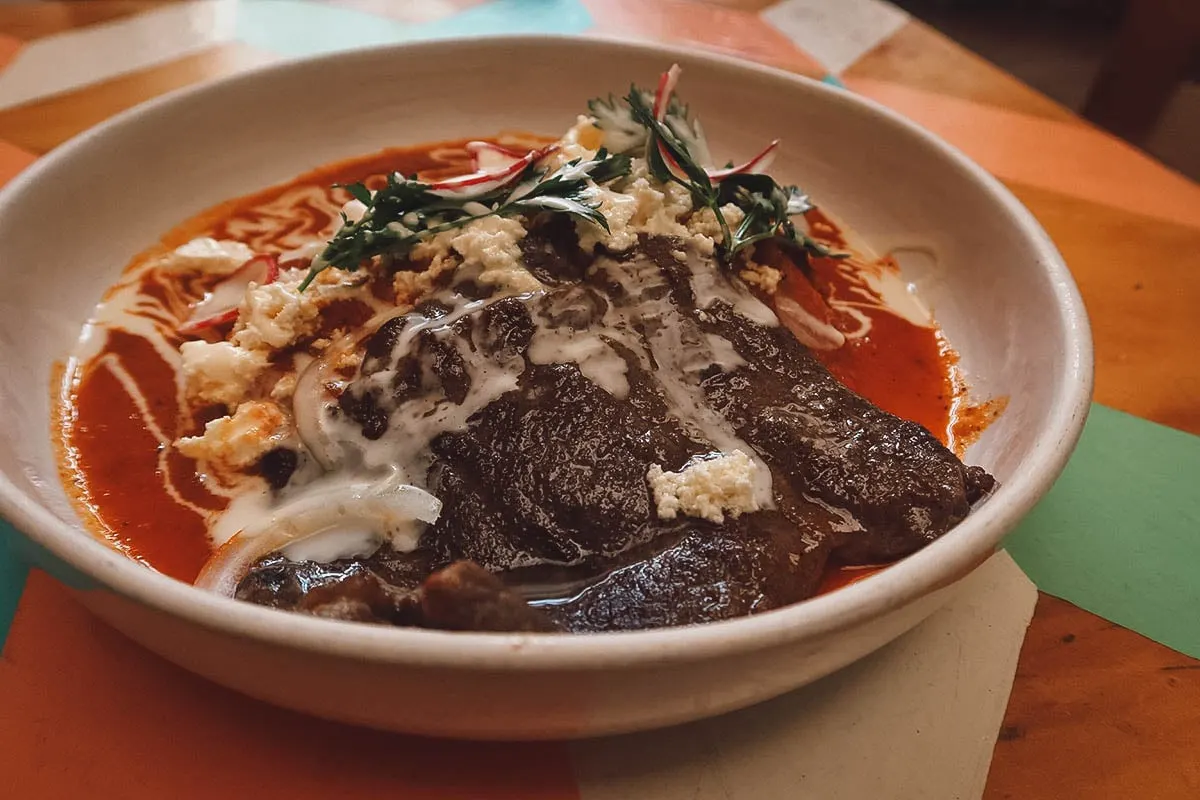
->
279;240;328;265
292;352;342;470
195;527;295;598
195;481;442;596
282;528;381;563
775;295;846;350
292;311;410;470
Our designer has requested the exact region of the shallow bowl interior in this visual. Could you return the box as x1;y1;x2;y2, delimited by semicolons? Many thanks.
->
0;36;1090;736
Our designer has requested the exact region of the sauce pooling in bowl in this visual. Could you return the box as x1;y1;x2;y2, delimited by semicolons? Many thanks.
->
57;139;989;587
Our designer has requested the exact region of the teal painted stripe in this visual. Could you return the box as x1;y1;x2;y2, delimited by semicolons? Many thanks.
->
236;0;592;59
1005;404;1200;658
0;522;29;652
821;74;846;88
391;0;592;40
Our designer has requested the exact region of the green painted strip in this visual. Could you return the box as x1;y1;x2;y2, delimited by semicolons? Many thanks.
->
1005;404;1200;658
0;522;29;653
236;0;592;59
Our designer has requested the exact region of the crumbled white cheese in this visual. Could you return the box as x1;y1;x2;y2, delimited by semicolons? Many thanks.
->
279;240;328;264
270;373;297;402
230;270;322;352
451;215;527;270
415;216;542;294
626;158;693;238
159;237;255;273
686;204;746;241
176;401;288;470
576;185;639;252
740;261;783;295
647;450;761;524
393;254;459;306
577;158;695;252
179;340;268;408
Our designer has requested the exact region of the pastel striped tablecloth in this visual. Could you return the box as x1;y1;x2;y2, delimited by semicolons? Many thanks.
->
1;2;1198;797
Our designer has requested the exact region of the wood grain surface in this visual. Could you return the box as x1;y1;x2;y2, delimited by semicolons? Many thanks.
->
0;2;1195;797
0;43;275;153
845;19;1077;123
986;595;1200;799
1005;182;1200;437
0;0;165;40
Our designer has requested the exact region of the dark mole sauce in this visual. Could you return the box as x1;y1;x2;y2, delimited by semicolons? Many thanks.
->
60;140;990;593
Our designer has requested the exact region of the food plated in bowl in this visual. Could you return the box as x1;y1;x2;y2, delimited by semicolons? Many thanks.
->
64;64;997;633
0;37;1090;737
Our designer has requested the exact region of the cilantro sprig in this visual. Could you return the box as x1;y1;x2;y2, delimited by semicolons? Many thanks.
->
300;149;631;290
595;84;839;264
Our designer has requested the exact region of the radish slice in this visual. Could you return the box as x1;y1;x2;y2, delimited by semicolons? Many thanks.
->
292;350;343;471
655;139;691;183
653;63;683;122
649;64;698;181
427;155;530;196
775;295;846;350
179;254;279;334
706;140;780;182
195;528;295;597
291;321;387;470
427;144;558;199
466;141;527;172
195;480;442;596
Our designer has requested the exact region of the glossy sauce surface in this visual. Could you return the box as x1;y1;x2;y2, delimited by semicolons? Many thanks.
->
58;139;990;589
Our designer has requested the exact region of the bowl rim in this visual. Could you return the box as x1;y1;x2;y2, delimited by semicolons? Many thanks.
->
0;34;1093;670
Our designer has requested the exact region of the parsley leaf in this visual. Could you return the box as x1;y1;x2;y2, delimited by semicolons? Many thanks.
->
300;149;631;290
592;80;841;265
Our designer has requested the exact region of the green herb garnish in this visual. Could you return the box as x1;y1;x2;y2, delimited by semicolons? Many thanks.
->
300;149;631;290
593;83;839;264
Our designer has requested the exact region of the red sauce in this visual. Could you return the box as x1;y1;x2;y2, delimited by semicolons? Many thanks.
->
66;331;215;580
801;256;959;446
771;211;998;592
817;564;886;594
61;140;520;580
58;139;997;594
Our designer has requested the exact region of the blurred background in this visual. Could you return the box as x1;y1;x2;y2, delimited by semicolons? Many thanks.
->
0;0;1195;178
894;0;1200;179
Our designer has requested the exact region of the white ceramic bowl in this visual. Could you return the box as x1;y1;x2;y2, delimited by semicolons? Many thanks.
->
0;36;1091;739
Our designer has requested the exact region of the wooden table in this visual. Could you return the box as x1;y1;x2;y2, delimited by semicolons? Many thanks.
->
0;2;1196;796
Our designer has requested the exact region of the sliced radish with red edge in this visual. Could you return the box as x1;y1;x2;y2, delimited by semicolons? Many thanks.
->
653;64;683;122
429;144;559;199
466;141;527;172
179;254;279;335
706;140;780;182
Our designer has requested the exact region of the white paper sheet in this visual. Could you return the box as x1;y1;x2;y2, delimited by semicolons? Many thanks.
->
762;0;910;75
574;551;1036;800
